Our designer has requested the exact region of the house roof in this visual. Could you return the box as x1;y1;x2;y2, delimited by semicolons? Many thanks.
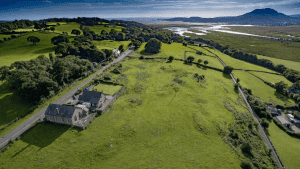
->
78;90;103;103
45;104;79;118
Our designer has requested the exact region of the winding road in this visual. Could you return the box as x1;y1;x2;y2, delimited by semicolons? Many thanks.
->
0;46;135;150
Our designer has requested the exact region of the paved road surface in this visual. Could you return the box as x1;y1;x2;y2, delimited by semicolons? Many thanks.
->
212;51;285;169
0;46;135;149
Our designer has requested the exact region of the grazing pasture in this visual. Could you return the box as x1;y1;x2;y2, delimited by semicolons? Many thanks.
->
87;25;123;34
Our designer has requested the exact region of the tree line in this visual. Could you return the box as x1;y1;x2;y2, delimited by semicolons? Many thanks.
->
0;54;98;104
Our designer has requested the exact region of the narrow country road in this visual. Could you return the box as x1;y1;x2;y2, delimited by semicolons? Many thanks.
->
0;46;135;150
213;51;285;169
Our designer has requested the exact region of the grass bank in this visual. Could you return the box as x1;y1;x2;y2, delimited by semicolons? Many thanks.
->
92;84;122;95
268;122;300;169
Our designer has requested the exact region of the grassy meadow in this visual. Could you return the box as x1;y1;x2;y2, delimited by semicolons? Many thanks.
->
268;122;300;169
184;31;300;62
46;22;67;26
88;25;123;34
13;28;38;32
93;40;131;51
0;32;75;67
131;43;224;69
53;22;83;36
0;34;16;41
0;57;250;168
92;84;122;95
256;54;300;72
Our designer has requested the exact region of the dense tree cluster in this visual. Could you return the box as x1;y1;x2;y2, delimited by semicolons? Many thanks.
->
54;36;109;62
0;54;96;104
0;20;34;33
145;38;162;53
40;17;109;26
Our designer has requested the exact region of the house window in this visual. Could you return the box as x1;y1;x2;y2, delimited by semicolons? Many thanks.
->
74;116;77;122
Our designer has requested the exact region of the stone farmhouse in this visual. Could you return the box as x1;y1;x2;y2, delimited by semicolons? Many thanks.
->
78;90;106;109
45;104;89;126
113;48;120;56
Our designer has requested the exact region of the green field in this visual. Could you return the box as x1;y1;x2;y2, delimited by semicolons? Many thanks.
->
250;71;293;86
256;54;300;72
0;32;75;67
53;22;82;36
13;28;38;32
88;25;123;34
0;58;248;168
46;22;67;26
93;40;131;51
185;31;300;62
0;34;16;41
131;43;224;69
268;122;300;169
92;84;122;95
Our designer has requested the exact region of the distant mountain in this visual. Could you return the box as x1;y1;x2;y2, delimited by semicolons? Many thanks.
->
289;14;300;19
165;8;300;26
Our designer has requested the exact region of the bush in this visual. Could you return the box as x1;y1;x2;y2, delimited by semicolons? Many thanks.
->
198;59;202;63
223;66;233;74
234;83;240;90
203;60;209;65
182;42;187;46
168;56;174;61
241;142;252;155
237;78;240;83
187;56;194;63
104;74;112;81
241;159;253;169
139;56;144;60
261;118;270;128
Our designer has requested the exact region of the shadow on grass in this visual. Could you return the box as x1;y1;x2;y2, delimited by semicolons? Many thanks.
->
33;46;56;54
222;72;232;80
0;82;34;127
20;121;71;148
274;91;291;103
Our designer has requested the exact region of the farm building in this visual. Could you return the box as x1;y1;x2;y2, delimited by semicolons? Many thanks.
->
45;104;89;126
78;90;106;108
113;48;120;56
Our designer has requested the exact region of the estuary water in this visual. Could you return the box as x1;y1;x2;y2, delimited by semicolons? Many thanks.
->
165;24;283;39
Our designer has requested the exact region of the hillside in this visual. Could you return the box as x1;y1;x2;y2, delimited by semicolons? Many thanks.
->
0;43;277;168
165;8;300;26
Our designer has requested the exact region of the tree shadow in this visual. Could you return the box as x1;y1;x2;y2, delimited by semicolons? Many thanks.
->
222;72;232;79
20;121;71;149
0;82;34;127
33;46;56;54
274;91;290;103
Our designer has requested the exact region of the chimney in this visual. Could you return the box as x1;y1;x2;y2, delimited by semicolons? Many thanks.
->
56;108;59;114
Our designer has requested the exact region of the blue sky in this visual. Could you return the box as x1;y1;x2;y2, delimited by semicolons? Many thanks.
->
1;0;300;20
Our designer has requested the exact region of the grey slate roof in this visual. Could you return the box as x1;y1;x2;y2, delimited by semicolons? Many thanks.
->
45;104;77;118
78;90;103;103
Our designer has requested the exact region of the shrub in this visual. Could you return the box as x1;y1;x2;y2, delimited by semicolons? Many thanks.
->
234;83;240;90
11;35;17;39
168;56;174;61
261;118;269;128
187;56;194;63
203;60;209;65
198;59;202;63
223;66;233;74
241;142;252;155
139;56;144;60
182;42;187;46
104;74;112;81
237;78;240;83
241;159;253;169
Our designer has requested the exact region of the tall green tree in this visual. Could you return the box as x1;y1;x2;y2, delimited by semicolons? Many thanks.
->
27;36;40;45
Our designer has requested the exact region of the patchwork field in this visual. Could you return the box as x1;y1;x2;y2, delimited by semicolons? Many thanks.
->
131;43;224;69
268;122;300;169
184;31;300;62
256;54;300;72
0;32;76;67
92;84;122;95
0;56;253;169
93;40;131;51
53;22;82;36
88;25;123;34
46;22;67;26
